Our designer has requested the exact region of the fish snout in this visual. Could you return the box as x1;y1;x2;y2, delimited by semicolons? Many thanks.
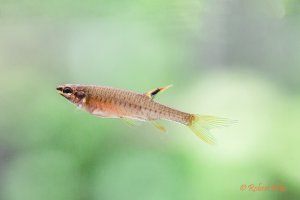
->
56;85;65;95
56;86;63;91
56;85;75;99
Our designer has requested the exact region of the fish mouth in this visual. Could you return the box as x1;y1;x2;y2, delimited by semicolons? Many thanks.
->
56;86;64;95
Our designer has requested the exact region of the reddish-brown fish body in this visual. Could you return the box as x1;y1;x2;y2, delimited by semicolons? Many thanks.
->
63;85;191;125
57;84;232;145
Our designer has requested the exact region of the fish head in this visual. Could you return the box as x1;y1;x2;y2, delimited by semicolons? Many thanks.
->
56;84;87;105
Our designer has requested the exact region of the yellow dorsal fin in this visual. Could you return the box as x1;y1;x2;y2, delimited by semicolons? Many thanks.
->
144;85;173;99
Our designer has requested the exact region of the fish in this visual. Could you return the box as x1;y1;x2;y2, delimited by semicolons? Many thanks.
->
56;84;232;144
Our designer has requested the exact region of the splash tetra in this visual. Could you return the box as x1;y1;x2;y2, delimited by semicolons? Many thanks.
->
57;84;233;144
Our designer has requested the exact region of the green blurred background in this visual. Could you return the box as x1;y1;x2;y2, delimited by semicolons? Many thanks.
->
1;0;300;199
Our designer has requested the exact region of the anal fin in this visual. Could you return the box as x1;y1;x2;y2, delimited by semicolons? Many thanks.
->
151;121;167;132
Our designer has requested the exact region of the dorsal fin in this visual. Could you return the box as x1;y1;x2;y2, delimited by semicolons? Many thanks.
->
144;85;173;99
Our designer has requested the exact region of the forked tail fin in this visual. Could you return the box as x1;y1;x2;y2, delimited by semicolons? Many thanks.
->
188;115;235;145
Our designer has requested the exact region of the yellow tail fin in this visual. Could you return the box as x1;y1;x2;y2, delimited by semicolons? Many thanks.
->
188;115;235;145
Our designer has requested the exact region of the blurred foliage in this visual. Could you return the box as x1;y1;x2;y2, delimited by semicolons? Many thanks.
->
1;0;300;200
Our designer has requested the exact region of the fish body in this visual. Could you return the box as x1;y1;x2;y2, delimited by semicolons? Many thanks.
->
57;84;231;144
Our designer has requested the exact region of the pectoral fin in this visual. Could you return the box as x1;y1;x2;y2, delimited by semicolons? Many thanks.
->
144;85;173;99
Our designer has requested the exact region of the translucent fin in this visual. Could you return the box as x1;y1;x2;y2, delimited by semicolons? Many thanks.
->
122;119;138;127
151;121;167;132
144;84;173;99
188;115;235;145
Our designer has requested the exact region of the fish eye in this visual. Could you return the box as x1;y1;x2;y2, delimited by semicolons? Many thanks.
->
63;87;73;94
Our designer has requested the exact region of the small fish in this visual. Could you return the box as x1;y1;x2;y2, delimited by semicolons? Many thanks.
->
56;84;232;144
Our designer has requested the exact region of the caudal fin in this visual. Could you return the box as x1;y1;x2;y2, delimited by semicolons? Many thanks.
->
188;115;235;145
